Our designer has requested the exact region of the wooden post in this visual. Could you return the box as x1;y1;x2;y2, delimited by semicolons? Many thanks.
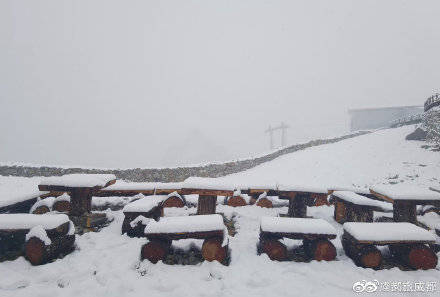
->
287;194;307;218
69;188;93;216
393;201;417;223
197;195;217;215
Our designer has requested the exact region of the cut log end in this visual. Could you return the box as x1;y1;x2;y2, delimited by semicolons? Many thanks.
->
141;239;171;264
53;200;71;213
256;198;273;208
162;197;185;209
305;239;336;261
227;196;247;207
390;244;438;270
261;239;287;261
202;237;227;263
32;205;50;215
25;237;47;265
359;245;382;269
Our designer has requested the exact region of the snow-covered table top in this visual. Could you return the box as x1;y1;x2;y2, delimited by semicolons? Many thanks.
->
328;186;371;195
277;184;328;194
39;174;116;189
0;214;70;230
370;185;440;203
144;214;225;234
105;181;184;191
260;217;337;236
123;195;166;213
343;222;436;244
333;191;392;210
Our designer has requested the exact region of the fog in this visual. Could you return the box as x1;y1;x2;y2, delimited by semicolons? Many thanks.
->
1;1;439;168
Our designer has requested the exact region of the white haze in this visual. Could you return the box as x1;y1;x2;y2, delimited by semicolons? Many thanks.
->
1;0;439;168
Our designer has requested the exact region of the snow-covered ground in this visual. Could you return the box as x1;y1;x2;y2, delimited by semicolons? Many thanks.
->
0;126;439;297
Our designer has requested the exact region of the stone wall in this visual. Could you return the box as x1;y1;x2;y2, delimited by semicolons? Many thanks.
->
0;131;370;182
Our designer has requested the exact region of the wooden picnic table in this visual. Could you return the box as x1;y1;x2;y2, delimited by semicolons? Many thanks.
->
38;174;117;217
370;186;440;224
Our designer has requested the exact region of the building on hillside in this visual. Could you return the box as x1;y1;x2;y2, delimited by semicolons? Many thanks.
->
348;105;423;131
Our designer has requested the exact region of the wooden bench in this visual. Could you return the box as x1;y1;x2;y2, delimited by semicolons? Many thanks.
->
0;214;75;265
342;222;438;270
259;217;337;261
0;191;54;214
121;195;165;236
332;191;392;224
141;214;228;265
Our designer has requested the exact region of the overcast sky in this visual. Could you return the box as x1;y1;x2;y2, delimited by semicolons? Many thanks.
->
1;0;439;168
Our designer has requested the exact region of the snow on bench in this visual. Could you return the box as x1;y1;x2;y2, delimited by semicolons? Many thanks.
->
123;195;166;214
277;184;328;194
333;191;389;209
30;197;56;214
260;217;337;238
259;217;337;261
343;222;436;244
370;185;440;202
0;213;70;230
145;214;226;236
40;174;117;188
0;190;50;214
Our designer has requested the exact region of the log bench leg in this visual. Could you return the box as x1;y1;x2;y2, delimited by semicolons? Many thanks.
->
197;195;217;215
25;235;75;265
389;244;438;270
202;237;227;264
287;195;307;218
70;188;93;217
393;202;417;224
342;235;382;269
141;239;172;264
303;239;336;261
334;201;347;224
260;235;287;261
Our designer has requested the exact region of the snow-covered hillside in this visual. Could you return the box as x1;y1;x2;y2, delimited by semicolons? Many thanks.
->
0;126;439;297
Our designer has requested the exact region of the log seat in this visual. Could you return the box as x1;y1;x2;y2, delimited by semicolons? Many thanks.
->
259;217;337;261
342;222;437;270
332;191;392;224
141;214;228;264
0;214;75;265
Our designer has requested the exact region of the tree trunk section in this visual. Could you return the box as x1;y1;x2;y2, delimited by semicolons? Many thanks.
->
227;196;247;207
202;237;227;263
197;195;217;215
70;188;93;216
53;200;71;213
393;201;417;223
389;244;438;270
141;239;171;263
342;235;382;269
304;239;336;261
261;238;287;261
25;235;75;265
32;205;50;214
288;195;307;218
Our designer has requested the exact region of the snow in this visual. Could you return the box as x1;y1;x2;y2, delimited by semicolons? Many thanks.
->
0;214;70;230
122;195;166;213
129;216;151;228
166;191;183;202
277;184;328;194
29;197;56;213
105;181;184;191
25;225;51;245
260;217;337;236
163;207;197;217
144;214;225;234
0;176;48;208
40;174;116;188
370;184;440;201
67;221;75;236
332;191;392;210
343;222;437;242
1;126;440;297
56;193;71;202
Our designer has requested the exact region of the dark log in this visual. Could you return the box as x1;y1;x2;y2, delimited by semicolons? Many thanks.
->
256;198;273;208
52;200;71;213
260;238;287;261
25;235;75;265
342;234;382;269
141;239;171;263
70;188;93;216
346;205;373;223
197;195;217;215
202;237;227;263
312;194;329;206
303;239;336;261
122;208;162;237
393;201;417;223
334;201;347;224
227;196;247;207
287;195;307;218
389;244;438;270
32;205;50;214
